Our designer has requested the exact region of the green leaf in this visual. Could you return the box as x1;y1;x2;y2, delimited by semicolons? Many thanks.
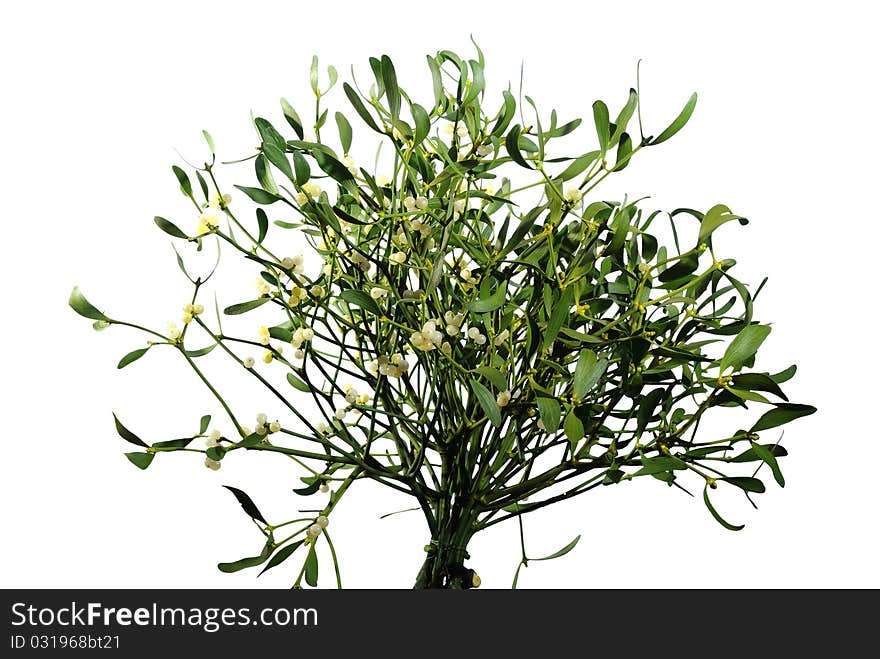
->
309;54;319;94
125;452;154;470
117;347;149;369
199;415;211;435
750;403;817;432
154;216;188;239
750;441;785;487
611;88;638;144
721;476;766;493
262;142;293;180
223;298;270;315
613;133;633;171
292;151;311;185
770;364;797;384
172;165;193;197
470;379;501;427
466;281;507;313
151;438;194;450
592;100;610;152
703;483;744;531
234;185;281;205
573;350;607;400
313;150;355;183
698;204;748;244
658;253;699;282
725;387;771;404
69;286;110;322
730;443;788;463
531;535;581;562
280;98;305;138
380;55;401;120
411;103;430;144
185;343;217;358
505;125;531;169
335;112;353;153
222;485;268;524
255;209;269;244
651;92;698;145
287;372;311;393
563;410;585;445
634;455;687;477
254;117;286;152
343;82;382;133
543;289;573;348
113;413;148;448
258;540;305;577
475;366;507;390
560;151;599;181
636;389;665;435
721;324;771;372
536;397;561;433
339;289;381;316
202;129;215;154
218;541;273;573
303;545;320;587
731;373;788;401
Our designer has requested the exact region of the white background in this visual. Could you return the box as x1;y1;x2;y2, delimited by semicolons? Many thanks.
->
1;0;877;589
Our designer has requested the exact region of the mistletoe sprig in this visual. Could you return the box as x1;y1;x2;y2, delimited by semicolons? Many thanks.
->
71;43;815;588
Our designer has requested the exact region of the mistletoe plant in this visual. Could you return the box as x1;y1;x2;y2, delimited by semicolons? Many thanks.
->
70;45;815;589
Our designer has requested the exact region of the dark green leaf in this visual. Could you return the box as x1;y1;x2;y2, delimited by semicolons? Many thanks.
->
222;485;268;524
292;151;311;185
258;541;305;576
199;415;211;435
381;55;400;120
234;185;281;205
256;208;269;244
750;403;817;432
69;286;110;322
254;117;286;152
117;347;149;369
722;476;766;493
732;373;788;401
262;142;293;180
339;289;381;315
185;343;217;358
113;413;148;448
703;483;744;531
218;541;273;573
154;216;188;239
505;125;531;169
411;103;430;144
281;98;305;138
730;443;788;463
343;82;382;133
313;150;355;183
125;452;154;470
172;165;193;197
224;298;270;315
